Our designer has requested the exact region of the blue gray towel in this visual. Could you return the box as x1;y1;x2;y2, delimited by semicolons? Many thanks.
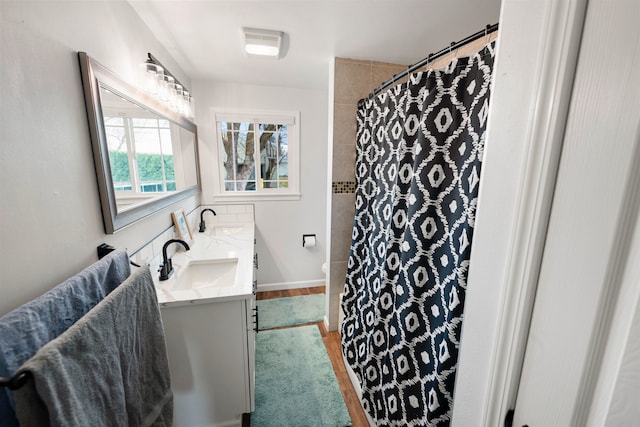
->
0;249;130;427
14;266;172;427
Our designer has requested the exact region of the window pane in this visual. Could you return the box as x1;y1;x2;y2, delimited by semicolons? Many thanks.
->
132;117;170;128
105;116;124;126
259;123;287;189
220;121;256;192
104;119;131;191
259;125;277;184
160;128;175;181
241;181;257;191
133;121;165;192
278;124;288;182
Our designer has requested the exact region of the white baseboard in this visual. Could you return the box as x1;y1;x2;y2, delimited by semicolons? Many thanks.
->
342;350;375;427
256;279;325;293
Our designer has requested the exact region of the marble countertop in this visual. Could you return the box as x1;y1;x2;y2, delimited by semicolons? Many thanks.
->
151;222;255;308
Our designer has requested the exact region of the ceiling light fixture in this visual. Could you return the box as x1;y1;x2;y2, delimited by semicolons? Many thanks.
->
242;27;284;59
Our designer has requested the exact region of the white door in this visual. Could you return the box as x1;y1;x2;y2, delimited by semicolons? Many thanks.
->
513;0;640;425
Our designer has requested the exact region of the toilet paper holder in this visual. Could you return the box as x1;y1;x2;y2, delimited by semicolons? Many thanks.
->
302;234;316;248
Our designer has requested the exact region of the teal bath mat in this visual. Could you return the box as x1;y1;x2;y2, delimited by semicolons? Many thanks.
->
252;325;351;427
257;293;325;330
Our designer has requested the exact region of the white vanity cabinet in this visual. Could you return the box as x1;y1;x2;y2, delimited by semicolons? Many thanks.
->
154;221;258;427
161;295;256;427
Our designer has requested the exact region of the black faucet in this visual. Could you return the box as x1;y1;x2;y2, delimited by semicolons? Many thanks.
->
159;239;190;281
199;208;217;233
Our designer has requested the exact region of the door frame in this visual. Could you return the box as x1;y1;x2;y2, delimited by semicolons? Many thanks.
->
451;0;588;425
511;0;640;423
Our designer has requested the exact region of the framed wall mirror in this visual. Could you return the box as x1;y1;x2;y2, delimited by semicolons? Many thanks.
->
78;52;199;233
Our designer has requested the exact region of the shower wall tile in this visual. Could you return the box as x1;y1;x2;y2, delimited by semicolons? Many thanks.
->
331;193;356;262
331;144;356;182
331;192;356;229
372;62;409;91
371;60;409;69
332;181;356;194
328;260;347;330
327;57;405;331
333;102;357;146
334;59;372;104
329;261;348;297
331;226;353;263
331;191;355;263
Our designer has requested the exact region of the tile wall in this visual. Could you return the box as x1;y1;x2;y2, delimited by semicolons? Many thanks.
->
327;58;407;330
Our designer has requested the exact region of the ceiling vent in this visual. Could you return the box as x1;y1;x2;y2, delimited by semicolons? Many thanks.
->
242;27;284;59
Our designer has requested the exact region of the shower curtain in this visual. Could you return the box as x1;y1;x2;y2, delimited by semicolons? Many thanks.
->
341;41;496;426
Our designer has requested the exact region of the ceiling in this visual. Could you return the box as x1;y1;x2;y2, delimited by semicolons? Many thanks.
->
129;1;502;90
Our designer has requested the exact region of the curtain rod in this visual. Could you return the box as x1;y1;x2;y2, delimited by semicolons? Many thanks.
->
358;23;499;108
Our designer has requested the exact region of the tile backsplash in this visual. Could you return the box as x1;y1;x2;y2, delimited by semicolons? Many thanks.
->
130;204;254;268
199;204;255;224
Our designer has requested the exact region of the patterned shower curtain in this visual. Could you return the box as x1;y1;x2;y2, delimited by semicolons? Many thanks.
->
341;41;496;426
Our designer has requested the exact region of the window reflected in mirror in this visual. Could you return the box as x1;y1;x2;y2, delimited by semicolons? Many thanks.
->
100;86;198;213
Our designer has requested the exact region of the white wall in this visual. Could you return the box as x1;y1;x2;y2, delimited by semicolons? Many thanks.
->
0;1;198;316
193;81;328;289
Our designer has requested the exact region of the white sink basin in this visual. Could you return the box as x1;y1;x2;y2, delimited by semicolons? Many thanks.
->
173;258;238;290
211;225;244;236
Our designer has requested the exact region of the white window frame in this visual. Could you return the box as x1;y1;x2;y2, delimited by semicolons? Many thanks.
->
213;110;301;202
104;116;176;195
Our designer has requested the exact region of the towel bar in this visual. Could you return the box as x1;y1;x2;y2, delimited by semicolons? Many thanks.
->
97;243;140;267
0;371;31;390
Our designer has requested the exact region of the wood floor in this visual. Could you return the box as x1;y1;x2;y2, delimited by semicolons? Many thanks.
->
255;287;370;427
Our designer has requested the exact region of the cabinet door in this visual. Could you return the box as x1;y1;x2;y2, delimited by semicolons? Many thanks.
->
161;301;248;426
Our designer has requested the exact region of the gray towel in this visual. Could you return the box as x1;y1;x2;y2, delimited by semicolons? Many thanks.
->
14;266;173;427
0;249;130;427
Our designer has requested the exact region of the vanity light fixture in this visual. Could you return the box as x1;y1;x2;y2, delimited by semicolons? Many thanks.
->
242;27;284;59
143;53;194;119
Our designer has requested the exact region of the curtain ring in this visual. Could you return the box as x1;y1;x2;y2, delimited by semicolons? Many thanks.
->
426;53;433;71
